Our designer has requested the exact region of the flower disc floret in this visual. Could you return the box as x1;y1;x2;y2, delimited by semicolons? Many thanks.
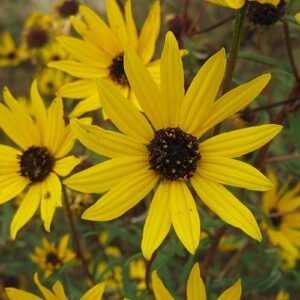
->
109;53;129;86
46;252;61;267
148;128;200;181
18;146;54;183
26;26;49;48
269;208;282;228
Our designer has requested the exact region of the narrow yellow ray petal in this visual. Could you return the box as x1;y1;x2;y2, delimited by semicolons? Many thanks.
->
79;5;122;55
187;263;206;300
10;184;41;239
34;273;58;299
196;74;271;137
278;184;300;212
137;0;160;64
56;79;95;99
170;181;200;254
207;0;245;9
217;279;242;300
180;48;226;136
82;170;158;221
200;125;282;158
57;234;70;254
53;155;80;177
0;145;20;174
80;283;106;300
106;0;128;48
279;196;300;213
53;124;76;159
152;271;174;300
68;94;100;117
5;288;42;300
56;36;111;67
96;79;153;143
64;156;149;194
283;213;300;228
160;32;184;127
52;281;68;300
191;175;262;240
0;174;29;204
142;183;172;260
70;118;147;158
40;173;62;232
124;48;166;129
125;0;138;48
48;60;108;78
199;156;272;191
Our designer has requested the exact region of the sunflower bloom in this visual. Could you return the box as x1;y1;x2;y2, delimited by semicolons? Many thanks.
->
206;0;280;9
65;31;282;259
0;81;80;239
30;234;76;278
5;273;105;300
152;263;242;300
49;0;161;117
261;171;300;257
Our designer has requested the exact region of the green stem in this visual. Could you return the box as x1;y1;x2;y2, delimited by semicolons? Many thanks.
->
62;186;95;284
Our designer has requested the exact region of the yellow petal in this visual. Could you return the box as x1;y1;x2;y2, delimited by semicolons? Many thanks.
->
82;169;158;221
199;125;282;158
70;118;147;158
137;0;160;64
69;94;100;117
5;288;42;300
34;273;58;300
160;32;184;127
218;279;242;300
56;36;111;67
48;60;108;78
53;125;75;159
0;145;21;174
40;173;62;232
191;175;262;240
197;74;271;137
10;184;41;239
169;181;200;255
58;234;70;255
180;49;226;136
152;271;174;300
52;281;68;300
80;283;106;300
142;183;172;260
125;0;138;48
206;0;245;9
106;0;127;48
64;156;149;194
96;78;153;143
53;156;80;177
187;263;206;300
56;79;95;99
124;47;166;129
199;156;272;191
277;184;300;213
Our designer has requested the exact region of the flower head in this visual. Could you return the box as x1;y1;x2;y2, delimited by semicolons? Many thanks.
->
152;263;242;299
30;234;76;278
49;0;161;117
65;31;282;259
206;0;280;9
5;273;105;300
0;81;80;239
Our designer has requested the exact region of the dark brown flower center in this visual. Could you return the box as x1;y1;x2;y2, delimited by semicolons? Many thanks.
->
58;0;79;18
7;51;17;60
147;127;200;181
26;26;49;48
18;146;54;183
108;53;129;86
46;252;61;266
269;208;282;228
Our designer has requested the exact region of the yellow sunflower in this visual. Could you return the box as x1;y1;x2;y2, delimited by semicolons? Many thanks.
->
295;13;300;24
5;273;105;300
0;80;80;239
48;0;161;117
152;263;242;300
30;234;76;278
206;0;280;9
261;171;300;257
65;31;282;259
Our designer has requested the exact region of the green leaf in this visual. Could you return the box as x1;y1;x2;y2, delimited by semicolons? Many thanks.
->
288;113;300;152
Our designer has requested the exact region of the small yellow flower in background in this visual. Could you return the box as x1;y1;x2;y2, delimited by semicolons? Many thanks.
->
295;13;300;24
206;0;280;9
5;273;106;300
0;80;80;239
49;0;161;117
152;263;242;299
279;248;299;271
30;234;76;278
261;171;300;257
65;31;282;259
276;290;290;300
55;0;80;19
0;32;26;67
41;41;70;64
